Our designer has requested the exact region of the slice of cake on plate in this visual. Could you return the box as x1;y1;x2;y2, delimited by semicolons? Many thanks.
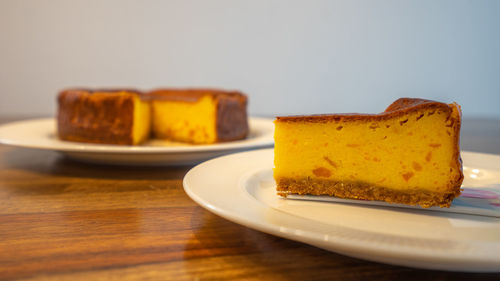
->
57;89;151;145
148;89;248;144
273;98;463;208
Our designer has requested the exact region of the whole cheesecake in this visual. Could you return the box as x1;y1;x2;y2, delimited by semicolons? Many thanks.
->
148;89;248;144
274;98;463;208
57;89;151;145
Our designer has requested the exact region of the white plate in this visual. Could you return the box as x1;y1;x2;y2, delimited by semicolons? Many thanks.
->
183;148;500;272
0;117;274;165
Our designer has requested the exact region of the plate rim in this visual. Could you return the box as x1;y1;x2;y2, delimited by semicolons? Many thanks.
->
0;117;274;154
183;148;500;272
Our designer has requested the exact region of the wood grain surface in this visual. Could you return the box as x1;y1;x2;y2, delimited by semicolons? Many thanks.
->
0;117;499;281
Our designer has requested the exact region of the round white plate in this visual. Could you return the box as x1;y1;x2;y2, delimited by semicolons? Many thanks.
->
0;117;274;165
183;148;500;272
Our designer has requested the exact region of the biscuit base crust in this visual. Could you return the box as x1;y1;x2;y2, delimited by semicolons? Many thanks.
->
276;177;461;208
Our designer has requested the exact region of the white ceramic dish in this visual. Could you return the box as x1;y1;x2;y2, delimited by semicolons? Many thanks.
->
183;148;500;272
0;117;274;165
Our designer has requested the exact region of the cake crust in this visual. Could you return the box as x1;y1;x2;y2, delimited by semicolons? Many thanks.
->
277;177;460;208
276;98;455;124
148;88;246;102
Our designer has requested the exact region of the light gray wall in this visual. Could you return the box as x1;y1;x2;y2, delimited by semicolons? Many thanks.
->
1;0;499;117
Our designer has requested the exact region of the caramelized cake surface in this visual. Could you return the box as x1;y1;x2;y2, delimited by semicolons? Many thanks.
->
57;89;151;145
274;98;463;208
149;89;248;144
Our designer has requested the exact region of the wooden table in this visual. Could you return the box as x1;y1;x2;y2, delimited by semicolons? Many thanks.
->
1;116;499;281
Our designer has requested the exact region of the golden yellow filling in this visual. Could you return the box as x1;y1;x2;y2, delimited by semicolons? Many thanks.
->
132;96;151;145
274;107;461;193
152;95;217;144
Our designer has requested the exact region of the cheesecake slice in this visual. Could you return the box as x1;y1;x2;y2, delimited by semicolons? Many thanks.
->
148;89;248;144
274;98;463;208
57;89;151;145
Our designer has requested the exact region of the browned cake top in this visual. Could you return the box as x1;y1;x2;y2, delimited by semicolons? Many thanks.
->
275;98;457;123
59;88;143;95
147;88;247;103
58;88;145;102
